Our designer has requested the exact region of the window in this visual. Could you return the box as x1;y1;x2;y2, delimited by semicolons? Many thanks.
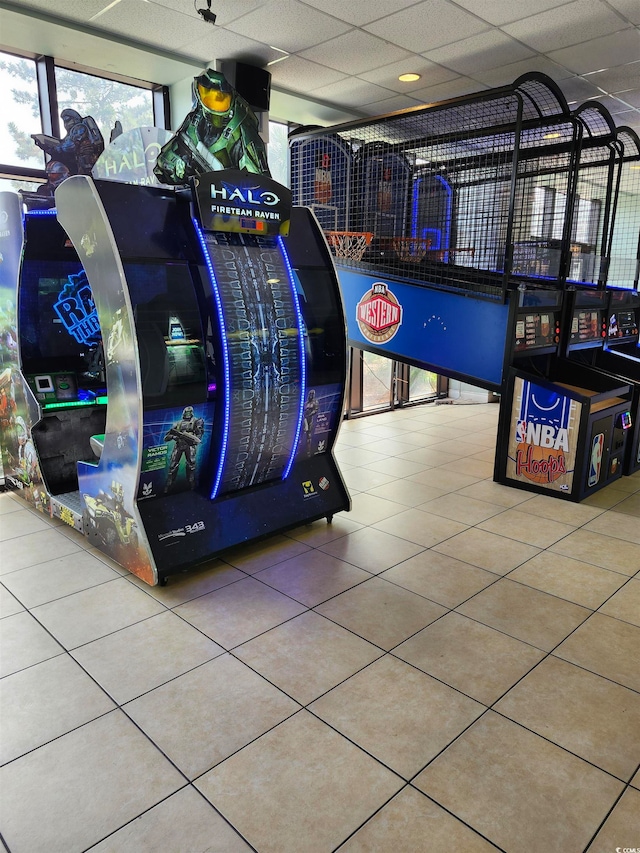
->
0;53;43;170
267;121;290;187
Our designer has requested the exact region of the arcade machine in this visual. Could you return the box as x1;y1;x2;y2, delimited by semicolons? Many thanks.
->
495;286;633;501
289;131;352;234
1;72;351;584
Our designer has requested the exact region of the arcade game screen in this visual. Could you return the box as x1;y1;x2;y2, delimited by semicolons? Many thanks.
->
19;259;104;397
124;260;207;408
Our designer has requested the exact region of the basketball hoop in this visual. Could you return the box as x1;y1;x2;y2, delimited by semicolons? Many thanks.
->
392;236;431;263
325;230;373;262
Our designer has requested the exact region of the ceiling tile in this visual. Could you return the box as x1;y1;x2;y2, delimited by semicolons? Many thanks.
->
357;94;426;115
89;0;205;48
148;0;267;27
451;0;568;27
471;56;574;87
298;30;411;76
588;94;640;115
408;76;488;104
559;76;603;102
611;109;640;132
5;0;109;21
603;0;640;25
309;77;397;107
224;0;352;53
501;0;631;53
364;0;491;53
183;26;283;65
584;61;640;94
358;58;459;93
615;91;640;110
297;0;421;27
548;29;640;75
267;56;348;92
426;31;535;76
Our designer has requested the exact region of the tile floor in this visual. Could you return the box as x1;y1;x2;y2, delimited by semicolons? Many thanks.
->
1;401;639;853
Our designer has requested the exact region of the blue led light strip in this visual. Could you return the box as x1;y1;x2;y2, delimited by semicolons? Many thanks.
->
25;208;57;216
192;219;231;500
278;235;307;481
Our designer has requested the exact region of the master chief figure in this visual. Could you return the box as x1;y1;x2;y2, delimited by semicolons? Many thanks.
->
32;109;104;176
164;406;205;492
154;69;270;185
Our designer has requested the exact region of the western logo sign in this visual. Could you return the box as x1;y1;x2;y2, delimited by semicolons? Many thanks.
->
356;282;403;344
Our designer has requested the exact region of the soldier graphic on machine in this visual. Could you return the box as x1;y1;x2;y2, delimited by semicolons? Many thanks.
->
153;69;269;185
32;109;105;176
164;405;205;492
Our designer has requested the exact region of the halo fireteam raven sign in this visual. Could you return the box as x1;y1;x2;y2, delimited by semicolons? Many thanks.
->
192;169;291;236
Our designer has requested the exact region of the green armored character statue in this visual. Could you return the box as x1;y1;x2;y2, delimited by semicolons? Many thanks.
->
154;69;270;184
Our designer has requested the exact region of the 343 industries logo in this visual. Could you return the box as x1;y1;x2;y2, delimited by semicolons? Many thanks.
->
356;283;403;344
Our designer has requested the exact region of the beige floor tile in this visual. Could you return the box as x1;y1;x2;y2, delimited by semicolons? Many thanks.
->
582;485;631;509
31;577;166;650
424;438;489;458
0;508;52;542
434;528;540;574
0;584;24;618
0;611;63;677
554;612;640;691
508;551;628;609
632;768;639;789
1;550;119;608
285;514;363;547
457;578;591;651
310;655;483;778
446;457;495;479
174;576;305;649
220;534;311;574
196;710;403;853
0;710;184;853
90;785;251;852
72;610;224;704
381;551;499;609
234;610;383;705
549;528;640;575
495;656;640;780
514;493;605;526
319;526;425;573
469;448;496;463
414;712;623;853
342;466;396;492
394;612;545;705
256;549;370;607
364;457;430;478
0;494;24;514
456;480;533;507
0;654;115;765
367;478;448;507
397;447;461;467
344;492;407;525
125;654;299;779
419;493;504;525
334;446;389;467
588;788;640;853
477;508;576;548
335;431;381;449
374;509;468;548
583;510;640;544
600;578;640;626
340;786;499;852
0;527;82;577
612;492;640;517
315;576;446;649
128;560;245;606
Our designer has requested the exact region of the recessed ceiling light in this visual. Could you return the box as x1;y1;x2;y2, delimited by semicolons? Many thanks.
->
398;73;421;83
544;132;561;139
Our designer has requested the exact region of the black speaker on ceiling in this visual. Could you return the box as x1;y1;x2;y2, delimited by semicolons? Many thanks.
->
220;61;271;112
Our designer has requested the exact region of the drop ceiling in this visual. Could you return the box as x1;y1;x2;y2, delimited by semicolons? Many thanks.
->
0;0;638;133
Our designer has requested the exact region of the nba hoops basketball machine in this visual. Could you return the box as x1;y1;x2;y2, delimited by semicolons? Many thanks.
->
0;68;350;585
290;73;640;502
